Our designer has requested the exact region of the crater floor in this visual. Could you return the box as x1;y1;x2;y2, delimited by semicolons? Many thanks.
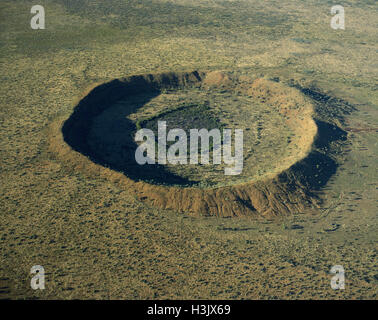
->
86;73;314;188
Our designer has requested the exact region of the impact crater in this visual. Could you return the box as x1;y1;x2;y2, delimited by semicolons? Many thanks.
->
49;71;347;218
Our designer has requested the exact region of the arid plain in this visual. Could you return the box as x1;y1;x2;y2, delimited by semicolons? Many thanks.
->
0;0;377;299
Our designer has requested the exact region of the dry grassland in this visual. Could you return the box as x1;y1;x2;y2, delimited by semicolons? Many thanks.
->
0;0;376;299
